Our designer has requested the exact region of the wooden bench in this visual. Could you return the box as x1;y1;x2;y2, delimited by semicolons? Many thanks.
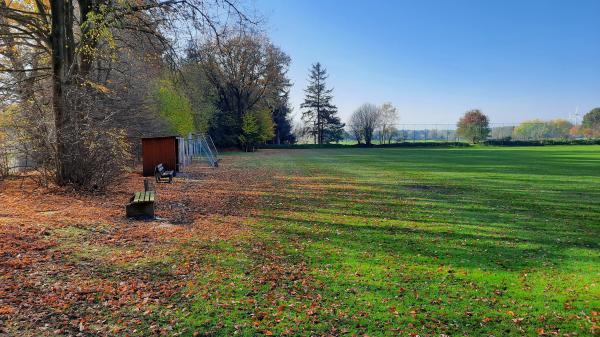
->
154;163;174;183
125;191;155;218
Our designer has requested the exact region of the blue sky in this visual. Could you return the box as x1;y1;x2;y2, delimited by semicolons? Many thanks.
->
253;0;600;125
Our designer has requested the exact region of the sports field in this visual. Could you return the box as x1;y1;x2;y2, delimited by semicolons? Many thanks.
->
183;145;599;336
2;145;598;336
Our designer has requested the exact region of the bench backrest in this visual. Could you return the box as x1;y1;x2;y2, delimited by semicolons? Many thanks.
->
155;163;165;174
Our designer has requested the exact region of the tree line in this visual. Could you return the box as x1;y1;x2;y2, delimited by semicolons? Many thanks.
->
1;1;599;189
0;1;307;189
343;106;600;144
456;108;600;142
0;0;354;189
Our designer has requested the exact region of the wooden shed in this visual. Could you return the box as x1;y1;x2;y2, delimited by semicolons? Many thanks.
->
142;136;181;177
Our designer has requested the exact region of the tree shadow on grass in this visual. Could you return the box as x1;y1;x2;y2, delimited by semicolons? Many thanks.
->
306;147;600;178
258;213;599;272
267;176;598;230
252;150;600;272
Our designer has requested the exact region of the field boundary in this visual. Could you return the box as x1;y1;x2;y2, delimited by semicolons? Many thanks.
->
260;138;600;149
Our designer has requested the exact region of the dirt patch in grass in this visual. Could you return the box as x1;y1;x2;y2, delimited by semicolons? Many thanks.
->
0;157;270;336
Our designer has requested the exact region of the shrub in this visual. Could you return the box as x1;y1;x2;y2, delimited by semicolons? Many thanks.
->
6;86;133;191
63;127;132;191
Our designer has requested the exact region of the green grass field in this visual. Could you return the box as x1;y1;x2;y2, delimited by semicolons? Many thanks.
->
179;145;599;336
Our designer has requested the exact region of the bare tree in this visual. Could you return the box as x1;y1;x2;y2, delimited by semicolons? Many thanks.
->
348;103;382;146
348;117;364;144
384;126;399;144
378;102;399;144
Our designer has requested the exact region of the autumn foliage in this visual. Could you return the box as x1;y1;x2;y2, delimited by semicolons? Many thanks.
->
0;159;256;335
456;109;491;143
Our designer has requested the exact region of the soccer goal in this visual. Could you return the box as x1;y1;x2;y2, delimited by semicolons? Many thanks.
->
183;133;218;168
198;134;218;167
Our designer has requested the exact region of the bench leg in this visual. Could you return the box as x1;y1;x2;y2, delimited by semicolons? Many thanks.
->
126;202;155;219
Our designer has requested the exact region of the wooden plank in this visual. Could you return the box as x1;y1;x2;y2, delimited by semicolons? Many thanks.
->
142;137;177;177
131;191;155;204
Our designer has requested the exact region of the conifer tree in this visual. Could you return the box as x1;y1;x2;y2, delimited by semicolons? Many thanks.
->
300;63;344;144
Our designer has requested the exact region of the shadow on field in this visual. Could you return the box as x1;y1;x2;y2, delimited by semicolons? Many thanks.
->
310;148;600;177
255;147;600;272
258;214;598;272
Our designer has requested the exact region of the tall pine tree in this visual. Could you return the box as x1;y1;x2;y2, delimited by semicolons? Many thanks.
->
301;63;344;144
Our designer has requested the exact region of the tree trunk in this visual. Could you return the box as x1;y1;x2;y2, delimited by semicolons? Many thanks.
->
51;0;76;185
316;108;321;145
78;0;100;76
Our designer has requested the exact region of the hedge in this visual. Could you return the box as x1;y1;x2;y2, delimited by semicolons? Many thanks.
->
483;139;600;146
259;142;471;149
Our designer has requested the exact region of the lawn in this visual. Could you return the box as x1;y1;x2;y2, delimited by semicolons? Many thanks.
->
182;145;599;336
1;145;598;336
